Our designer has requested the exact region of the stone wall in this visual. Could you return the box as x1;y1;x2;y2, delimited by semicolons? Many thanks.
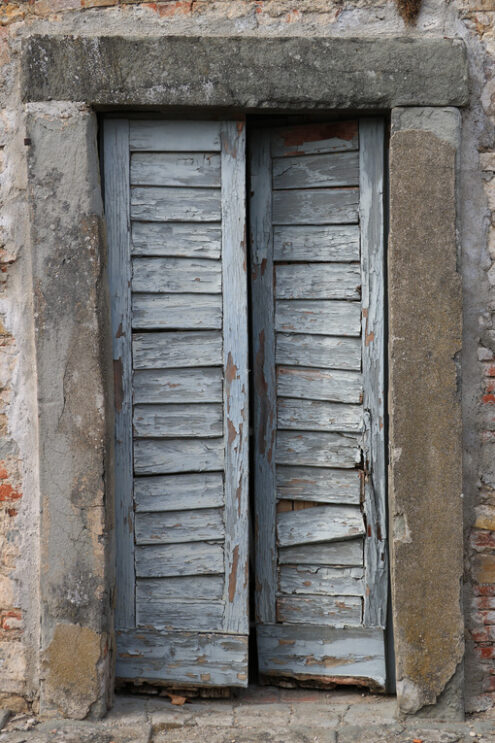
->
0;0;492;719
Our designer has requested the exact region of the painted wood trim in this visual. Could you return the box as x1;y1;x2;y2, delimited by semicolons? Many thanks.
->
250;130;277;624
359;119;388;629
221;121;250;635
103;118;135;630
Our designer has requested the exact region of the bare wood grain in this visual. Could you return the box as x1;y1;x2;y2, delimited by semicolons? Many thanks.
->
134;473;224;512
278;539;363;566
132;294;222;330
133;368;222;404
272;188;359;225
277;398;363;433
132;257;222;294
133;331;223;369
279;565;364;595
273;151;359;190
132;222;221;259
131;186;221;222
134;437;224;475
273;225;360;263
135;508;225;545
276;595;361;626
276;465;361;504
131;152;221;187
276;333;361;371
129;120;221;152
276;300;361;336
135;542;224;578
277;367;362;404
277;504;364;547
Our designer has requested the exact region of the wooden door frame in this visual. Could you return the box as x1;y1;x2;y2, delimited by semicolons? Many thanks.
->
22;34;466;719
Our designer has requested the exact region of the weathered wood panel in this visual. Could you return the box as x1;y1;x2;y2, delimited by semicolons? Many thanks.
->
272;188;359;225
277;367;362;404
132;293;222;330
276;300;361;336
270;122;359;157
276;431;361;469
131;186;221;222
134;473;224;512
279;565;364;596
136;600;225;632
273;225;360;263
132;257;222;294
133;331;223;369
136;542;224;578
278;539;363;566
273;151;359;190
277;504;364;547
277;398;363;433
129;120;221;152
116;630;248;687
134;438;224;474
131;152;221;187
276;595;362;626
257;625;386;687
136;575;224;601
275;264;361;301
133;368;222;404
276;333;361;371
133;403;223;438
131;222;221;259
276;465;361;504
135;508;225;545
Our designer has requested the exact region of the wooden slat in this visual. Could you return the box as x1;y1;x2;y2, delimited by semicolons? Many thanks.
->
136;575;224;600
135;508;225;545
136;542;224;578
250;130;277;624
132;294;222;330
276;466;361;504
220;121;249;635
134;438;224;475
116;630;248;687
277;504;364;547
133;404;223;438
277;398;363;433
133;368;222;404
136;600;225;632
131;186;221;222
278;539;363;566
276;595;362;626
133;331;223;369
272;188;359;225
134;473;224;512
270;122;359;157
276;300;361;336
257;625;386;687
276;431;361;469
104;119;135;630
131;152;221;187
277;367;362;404
132;257;222;294
131;222;221;259
129;120;222;152
279;565;364;596
273;225;360;263
273;151;359;190
276;333;361;371
275;264;360;301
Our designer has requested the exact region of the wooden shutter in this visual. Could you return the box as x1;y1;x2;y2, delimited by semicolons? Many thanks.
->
250;120;387;688
104;119;249;688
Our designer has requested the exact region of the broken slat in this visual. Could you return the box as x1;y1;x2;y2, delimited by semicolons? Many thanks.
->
134;473;224;512
132;293;222;330
131;222;221;259
133;403;223;438
272;188;359;225
273;151;359;190
277;398;363;433
275;300;361;336
136;575;224;601
276;431;361;469
136;599;225;632
133;331;223;370
270;121;359;157
131;186;221;222
136;542;224;578
279;565;364;596
276;333;361;371
132;257;222;294
273;225;360;263
129;120;222;152
134;437;224;474
277;504;364;547
277;367;362;404
276;595;362;626
131;152;221;187
278;539;363;566
275;264;361;301
135;508;225;545
276;465;361;504
133;368;222;404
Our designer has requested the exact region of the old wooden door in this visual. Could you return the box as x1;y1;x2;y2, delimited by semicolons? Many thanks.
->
104;119;250;687
250;120;388;688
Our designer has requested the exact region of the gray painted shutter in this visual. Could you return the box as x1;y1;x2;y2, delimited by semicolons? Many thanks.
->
250;120;388;688
104;119;249;687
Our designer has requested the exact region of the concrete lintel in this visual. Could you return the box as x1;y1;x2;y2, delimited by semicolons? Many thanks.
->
22;35;468;110
389;107;464;718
